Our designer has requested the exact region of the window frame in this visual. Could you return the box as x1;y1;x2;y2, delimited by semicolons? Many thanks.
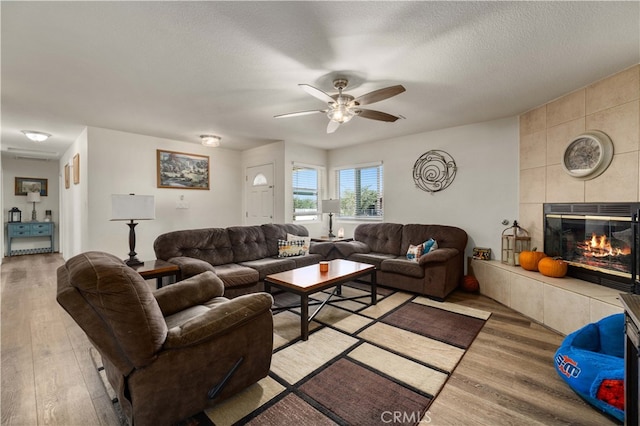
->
292;163;323;222
334;161;384;221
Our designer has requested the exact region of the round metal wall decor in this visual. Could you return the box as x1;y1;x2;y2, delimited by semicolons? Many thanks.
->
413;150;457;193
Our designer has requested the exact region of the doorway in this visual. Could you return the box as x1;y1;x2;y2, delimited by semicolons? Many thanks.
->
245;163;274;225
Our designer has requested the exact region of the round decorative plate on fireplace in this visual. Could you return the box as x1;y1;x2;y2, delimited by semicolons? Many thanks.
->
562;130;613;180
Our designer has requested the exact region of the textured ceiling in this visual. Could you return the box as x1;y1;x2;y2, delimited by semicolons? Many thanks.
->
2;1;639;158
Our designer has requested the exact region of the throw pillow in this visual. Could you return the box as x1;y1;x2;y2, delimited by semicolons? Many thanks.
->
278;239;307;258
287;233;310;256
406;243;424;262
422;238;438;254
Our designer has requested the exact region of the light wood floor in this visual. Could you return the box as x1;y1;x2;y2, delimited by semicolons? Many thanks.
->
1;253;618;425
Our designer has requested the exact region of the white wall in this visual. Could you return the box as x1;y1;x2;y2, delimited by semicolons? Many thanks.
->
328;117;520;260
2;156;61;254
80;127;242;262
3;118;519;264
59;128;89;258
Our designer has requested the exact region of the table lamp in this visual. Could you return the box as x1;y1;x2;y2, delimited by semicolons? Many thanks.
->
27;191;41;222
111;194;155;266
321;199;340;238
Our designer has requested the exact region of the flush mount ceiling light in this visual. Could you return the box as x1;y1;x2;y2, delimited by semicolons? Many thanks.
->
21;130;51;142
200;135;221;147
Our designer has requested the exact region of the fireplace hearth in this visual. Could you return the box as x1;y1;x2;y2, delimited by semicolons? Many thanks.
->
544;203;640;293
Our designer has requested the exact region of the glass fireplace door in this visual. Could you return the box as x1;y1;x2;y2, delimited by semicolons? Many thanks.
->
545;214;633;279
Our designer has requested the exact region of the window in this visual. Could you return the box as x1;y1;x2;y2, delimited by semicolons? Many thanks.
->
336;163;383;220
292;165;319;221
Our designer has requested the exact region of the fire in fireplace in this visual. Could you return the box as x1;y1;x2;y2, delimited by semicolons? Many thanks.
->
544;203;640;293
576;232;632;273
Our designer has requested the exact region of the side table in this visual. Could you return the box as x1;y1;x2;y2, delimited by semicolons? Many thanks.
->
129;260;181;289
7;222;54;256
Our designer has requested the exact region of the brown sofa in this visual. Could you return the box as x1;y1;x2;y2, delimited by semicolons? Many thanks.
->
334;223;468;300
56;251;274;426
153;223;333;298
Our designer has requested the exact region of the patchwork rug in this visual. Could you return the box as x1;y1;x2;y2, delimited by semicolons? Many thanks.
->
92;283;491;426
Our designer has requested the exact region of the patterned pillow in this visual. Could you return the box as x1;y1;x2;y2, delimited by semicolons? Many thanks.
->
422;239;438;254
278;239;307;258
406;243;424;262
287;233;311;255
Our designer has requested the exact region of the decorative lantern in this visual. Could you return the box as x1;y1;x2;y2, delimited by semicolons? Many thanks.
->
501;220;530;266
9;207;22;223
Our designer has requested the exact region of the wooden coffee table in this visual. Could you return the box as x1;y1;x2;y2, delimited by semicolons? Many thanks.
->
264;259;376;340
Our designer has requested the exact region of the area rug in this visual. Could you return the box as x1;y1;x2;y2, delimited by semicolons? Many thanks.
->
91;283;491;426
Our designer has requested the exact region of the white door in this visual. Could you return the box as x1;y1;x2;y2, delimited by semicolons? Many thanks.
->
245;163;274;225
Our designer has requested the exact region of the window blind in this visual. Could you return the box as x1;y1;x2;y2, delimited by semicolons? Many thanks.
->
336;164;383;219
292;165;319;221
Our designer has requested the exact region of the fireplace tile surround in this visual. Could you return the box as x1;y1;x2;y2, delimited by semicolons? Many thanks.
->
519;64;640;252
482;65;638;333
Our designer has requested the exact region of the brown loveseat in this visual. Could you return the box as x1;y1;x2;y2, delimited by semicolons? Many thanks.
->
56;251;274;426
153;223;333;298
334;223;468;300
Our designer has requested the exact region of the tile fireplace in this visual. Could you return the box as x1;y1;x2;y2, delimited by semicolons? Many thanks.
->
544;203;640;293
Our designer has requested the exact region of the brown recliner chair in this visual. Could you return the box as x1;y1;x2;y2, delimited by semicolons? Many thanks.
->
56;251;273;426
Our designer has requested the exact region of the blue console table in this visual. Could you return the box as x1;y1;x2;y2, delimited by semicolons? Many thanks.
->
7;222;54;256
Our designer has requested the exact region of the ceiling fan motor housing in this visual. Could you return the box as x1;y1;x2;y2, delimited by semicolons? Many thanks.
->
333;78;349;90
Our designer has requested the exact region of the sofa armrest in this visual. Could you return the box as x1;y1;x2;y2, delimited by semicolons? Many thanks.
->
334;241;371;258
163;292;274;348
309;241;334;258
154;271;225;316
418;247;459;265
167;256;216;279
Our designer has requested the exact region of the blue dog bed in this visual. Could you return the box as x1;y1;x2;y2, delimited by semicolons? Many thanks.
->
554;313;625;422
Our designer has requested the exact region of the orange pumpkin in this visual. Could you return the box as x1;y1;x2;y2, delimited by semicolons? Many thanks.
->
519;250;548;271
538;257;568;278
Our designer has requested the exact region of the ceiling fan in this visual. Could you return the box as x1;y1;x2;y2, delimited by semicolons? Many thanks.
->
274;78;406;134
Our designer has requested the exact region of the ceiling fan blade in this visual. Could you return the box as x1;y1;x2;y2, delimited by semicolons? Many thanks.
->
356;108;403;122
274;110;325;119
353;85;406;106
300;84;335;104
327;120;341;134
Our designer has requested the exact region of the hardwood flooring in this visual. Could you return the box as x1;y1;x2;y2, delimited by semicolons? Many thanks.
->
1;253;618;425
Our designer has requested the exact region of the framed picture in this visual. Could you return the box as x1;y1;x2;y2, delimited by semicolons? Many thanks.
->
157;149;210;190
73;154;80;184
15;177;48;196
64;165;70;189
473;247;492;260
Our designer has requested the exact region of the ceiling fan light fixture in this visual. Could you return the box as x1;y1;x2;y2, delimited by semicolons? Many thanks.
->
200;134;221;147
327;105;355;124
21;130;51;142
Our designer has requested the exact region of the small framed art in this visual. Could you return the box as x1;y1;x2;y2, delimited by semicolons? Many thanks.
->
73;154;80;184
15;177;48;196
64;164;70;189
472;247;491;260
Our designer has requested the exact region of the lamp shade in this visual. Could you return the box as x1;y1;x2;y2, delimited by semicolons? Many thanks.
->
111;194;155;220
27;192;41;203
321;199;340;214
